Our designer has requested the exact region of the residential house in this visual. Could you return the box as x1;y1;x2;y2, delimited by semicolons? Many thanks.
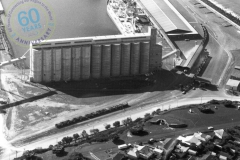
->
205;155;218;160
127;148;139;160
219;151;232;160
106;152;126;160
188;149;197;156
138;146;154;159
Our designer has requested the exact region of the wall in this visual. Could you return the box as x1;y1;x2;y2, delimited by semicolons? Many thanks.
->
30;28;162;83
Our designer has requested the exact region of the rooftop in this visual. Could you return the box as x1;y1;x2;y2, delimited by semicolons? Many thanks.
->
139;0;198;34
226;79;240;88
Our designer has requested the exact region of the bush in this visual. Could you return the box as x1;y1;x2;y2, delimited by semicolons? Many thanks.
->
105;124;111;130
144;113;152;122
207;99;220;104
130;125;144;135
198;105;214;113
113;121;120;128
134;117;143;123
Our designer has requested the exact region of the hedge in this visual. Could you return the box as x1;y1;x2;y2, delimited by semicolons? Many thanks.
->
55;103;130;128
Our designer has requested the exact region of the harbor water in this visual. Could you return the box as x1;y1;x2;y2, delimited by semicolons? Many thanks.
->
1;0;120;67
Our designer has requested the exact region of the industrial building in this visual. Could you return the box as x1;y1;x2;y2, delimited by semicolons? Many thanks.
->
139;0;198;35
29;28;162;83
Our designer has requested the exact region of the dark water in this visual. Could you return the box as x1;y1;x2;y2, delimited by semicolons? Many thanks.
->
1;0;120;66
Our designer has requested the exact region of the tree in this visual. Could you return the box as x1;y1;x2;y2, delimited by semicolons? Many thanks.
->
156;108;161;114
94;129;99;134
126;117;132;125
90;129;99;135
62;136;73;144
122;119;128;126
82;130;89;139
113;121;120;128
73;133;80;142
144;113;151;122
67;137;73;144
130;125;144;135
62;137;67;144
112;134;119;141
144;113;151;119
105;124;111;130
49;145;53;149
151;110;156;116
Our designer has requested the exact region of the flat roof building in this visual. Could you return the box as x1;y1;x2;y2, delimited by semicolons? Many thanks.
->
226;79;240;91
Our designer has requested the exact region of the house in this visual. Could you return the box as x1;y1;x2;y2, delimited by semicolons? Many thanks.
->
127;148;139;159
219;155;227;160
226;79;240;91
107;152;126;160
176;144;189;153
188;156;196;160
187;136;202;146
188;149;197;155
118;144;128;150
201;133;212;141
215;144;222;150
194;132;211;142
214;129;225;139
206;155;218;160
211;152;216;156
153;148;163;155
138;146;154;159
219;151;232;160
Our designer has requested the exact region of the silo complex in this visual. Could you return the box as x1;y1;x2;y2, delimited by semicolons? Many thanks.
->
102;45;111;77
43;49;52;82
32;50;42;83
81;45;91;79
91;45;102;78
62;48;72;81
130;42;140;75
111;44;121;76
140;42;150;74
52;48;62;81
30;28;162;83
72;47;81;81
121;43;131;76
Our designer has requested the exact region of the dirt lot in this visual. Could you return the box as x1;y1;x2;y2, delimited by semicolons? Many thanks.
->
1;67;187;143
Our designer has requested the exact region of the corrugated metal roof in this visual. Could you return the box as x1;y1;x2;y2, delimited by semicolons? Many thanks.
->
140;0;191;33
